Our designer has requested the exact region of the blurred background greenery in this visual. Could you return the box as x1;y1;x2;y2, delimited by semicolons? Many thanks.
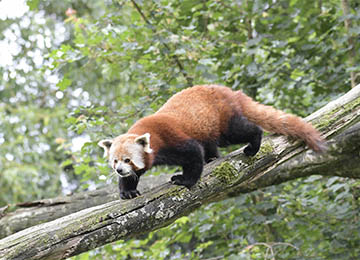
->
0;0;359;259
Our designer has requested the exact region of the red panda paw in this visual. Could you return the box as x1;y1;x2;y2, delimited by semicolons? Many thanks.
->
120;189;141;200
171;175;197;189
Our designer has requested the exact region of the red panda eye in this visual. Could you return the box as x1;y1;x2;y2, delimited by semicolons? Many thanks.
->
124;158;131;163
114;159;118;164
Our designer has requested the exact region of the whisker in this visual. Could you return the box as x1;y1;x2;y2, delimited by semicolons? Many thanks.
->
106;171;118;184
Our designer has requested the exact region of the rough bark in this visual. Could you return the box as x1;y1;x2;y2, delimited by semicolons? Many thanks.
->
0;85;360;260
0;175;165;239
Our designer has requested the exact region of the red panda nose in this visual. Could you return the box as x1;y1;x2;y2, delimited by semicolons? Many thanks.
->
116;168;123;175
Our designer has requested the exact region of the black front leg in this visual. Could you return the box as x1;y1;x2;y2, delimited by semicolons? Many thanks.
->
169;140;204;188
153;139;205;189
118;175;140;199
171;161;203;189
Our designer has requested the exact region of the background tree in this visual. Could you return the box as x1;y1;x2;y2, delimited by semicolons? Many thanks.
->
0;0;359;259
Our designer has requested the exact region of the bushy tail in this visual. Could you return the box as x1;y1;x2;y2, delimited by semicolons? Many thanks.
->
236;91;326;152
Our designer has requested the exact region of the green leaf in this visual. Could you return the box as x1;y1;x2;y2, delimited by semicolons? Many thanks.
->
57;77;72;91
26;0;39;10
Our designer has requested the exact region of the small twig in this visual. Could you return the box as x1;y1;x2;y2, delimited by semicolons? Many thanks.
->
106;171;118;184
130;0;151;25
243;242;300;260
129;0;193;86
202;256;224;260
271;242;299;251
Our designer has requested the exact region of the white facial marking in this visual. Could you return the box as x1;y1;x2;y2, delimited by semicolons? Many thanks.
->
98;139;113;158
134;133;153;154
127;143;145;169
109;154;132;176
105;134;148;177
117;161;132;174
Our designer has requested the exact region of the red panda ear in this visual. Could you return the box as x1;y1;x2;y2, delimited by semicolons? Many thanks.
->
98;139;113;158
135;133;153;154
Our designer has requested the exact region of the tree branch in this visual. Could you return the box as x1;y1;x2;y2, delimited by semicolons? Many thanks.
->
0;85;360;259
0;175;165;239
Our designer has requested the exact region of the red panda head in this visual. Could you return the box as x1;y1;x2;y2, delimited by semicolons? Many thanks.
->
98;133;152;177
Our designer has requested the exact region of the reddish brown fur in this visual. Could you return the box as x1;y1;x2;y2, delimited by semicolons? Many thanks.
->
126;85;325;170
111;135;137;158
235;91;325;151
100;85;326;199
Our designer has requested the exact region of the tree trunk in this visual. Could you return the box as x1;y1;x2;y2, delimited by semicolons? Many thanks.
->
0;85;360;260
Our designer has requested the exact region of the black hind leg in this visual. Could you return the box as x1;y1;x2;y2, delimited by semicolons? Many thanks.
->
243;128;262;156
221;114;263;156
202;142;220;163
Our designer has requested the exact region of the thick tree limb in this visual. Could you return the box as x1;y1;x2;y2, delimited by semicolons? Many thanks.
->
0;175;165;239
0;85;360;260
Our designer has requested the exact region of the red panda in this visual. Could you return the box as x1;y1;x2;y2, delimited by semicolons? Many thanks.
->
99;85;325;199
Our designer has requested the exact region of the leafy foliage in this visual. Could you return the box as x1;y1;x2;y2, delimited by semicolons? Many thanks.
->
1;0;359;259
